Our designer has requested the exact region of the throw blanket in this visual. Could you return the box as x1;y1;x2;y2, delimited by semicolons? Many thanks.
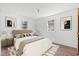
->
16;36;44;56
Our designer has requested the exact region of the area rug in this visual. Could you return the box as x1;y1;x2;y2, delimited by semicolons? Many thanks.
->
42;44;60;56
7;47;16;56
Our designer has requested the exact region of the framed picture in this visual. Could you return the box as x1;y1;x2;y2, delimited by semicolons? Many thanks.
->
5;16;15;27
47;20;54;31
60;16;72;30
22;21;28;29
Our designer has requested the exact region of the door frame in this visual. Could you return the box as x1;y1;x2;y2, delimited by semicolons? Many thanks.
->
77;8;79;55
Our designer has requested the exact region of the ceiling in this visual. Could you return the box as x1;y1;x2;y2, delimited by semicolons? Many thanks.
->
0;3;79;18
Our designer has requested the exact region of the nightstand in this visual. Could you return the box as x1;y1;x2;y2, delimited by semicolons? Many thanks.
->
1;38;13;47
1;34;13;47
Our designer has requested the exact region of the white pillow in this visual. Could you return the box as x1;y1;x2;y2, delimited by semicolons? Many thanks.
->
15;34;23;39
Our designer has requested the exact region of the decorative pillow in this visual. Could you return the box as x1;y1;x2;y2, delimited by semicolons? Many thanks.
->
28;32;35;36
26;33;29;36
22;33;32;37
22;34;26;37
15;34;23;39
28;33;32;36
15;33;35;39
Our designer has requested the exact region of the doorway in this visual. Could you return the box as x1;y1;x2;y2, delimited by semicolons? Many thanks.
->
78;8;79;55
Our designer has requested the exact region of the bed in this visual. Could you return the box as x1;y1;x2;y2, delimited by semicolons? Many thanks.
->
12;29;59;56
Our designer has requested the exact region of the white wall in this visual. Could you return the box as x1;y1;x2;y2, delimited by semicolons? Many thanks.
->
34;9;78;48
16;16;35;31
0;16;35;35
0;5;35;35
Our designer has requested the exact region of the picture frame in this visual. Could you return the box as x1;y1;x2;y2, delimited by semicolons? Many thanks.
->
22;21;28;29
47;20;54;31
60;16;72;31
5;16;16;28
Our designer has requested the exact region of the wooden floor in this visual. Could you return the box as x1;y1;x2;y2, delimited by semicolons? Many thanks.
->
55;44;78;56
1;44;78;56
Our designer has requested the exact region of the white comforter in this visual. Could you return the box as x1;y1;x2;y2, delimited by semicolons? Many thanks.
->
14;36;37;50
14;36;53;56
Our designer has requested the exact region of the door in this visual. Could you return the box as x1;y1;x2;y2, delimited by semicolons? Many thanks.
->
78;8;79;55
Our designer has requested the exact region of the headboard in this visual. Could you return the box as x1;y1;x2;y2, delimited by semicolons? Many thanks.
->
12;29;32;38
